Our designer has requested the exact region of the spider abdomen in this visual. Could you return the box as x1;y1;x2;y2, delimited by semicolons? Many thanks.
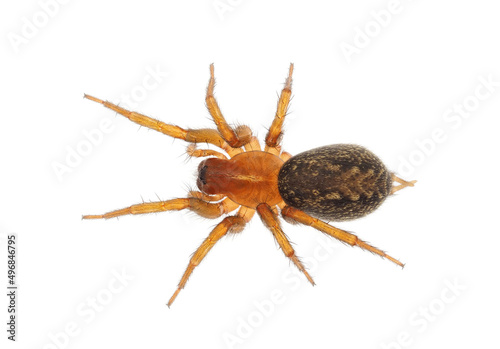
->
278;144;392;221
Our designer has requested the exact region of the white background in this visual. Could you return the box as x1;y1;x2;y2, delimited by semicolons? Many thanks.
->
1;0;499;348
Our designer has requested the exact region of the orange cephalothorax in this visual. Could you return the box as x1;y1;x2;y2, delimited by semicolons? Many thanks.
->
197;151;284;208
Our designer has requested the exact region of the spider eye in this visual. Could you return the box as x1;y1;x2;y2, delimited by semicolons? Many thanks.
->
196;161;207;191
196;158;220;195
198;165;207;184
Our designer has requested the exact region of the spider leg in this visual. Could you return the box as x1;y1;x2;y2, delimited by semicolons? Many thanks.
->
280;151;292;162
256;203;315;285
266;145;282;156
188;191;225;202
83;95;242;155
244;136;262;152
187;144;227;159
167;206;255;307
265;64;293;151
281;206;404;267
391;173;417;195
205;64;252;148
82;197;239;220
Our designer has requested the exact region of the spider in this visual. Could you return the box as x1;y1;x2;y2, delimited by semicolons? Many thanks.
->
83;64;416;307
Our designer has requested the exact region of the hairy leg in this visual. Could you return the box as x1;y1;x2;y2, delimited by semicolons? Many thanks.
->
188;191;224;202
244;136;262;152
187;144;227;160
281;206;404;267
205;64;252;148
280;151;292;162
256;203;315;285
82;197;239;220
265;64;293;150
167;206;255;306
84;94;237;153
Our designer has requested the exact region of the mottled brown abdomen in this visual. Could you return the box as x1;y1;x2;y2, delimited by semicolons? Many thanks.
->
278;144;392;221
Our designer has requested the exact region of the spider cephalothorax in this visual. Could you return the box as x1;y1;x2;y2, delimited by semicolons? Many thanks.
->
83;64;415;306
